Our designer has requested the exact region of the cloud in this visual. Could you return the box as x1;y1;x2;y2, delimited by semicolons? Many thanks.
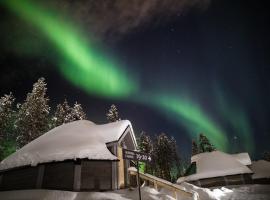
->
53;0;211;40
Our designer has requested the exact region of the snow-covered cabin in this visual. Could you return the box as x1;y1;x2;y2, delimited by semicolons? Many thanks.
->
177;151;253;187
0;120;137;191
250;160;270;184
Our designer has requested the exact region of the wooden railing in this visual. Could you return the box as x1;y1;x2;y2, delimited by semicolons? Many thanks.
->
128;168;197;199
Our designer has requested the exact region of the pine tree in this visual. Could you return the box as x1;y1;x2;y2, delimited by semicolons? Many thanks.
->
152;133;180;181
52;100;87;127
53;99;73;127
72;102;86;120
199;133;215;153
170;136;181;182
138;131;153;173
0;93;16;159
0;93;16;141
262;151;270;161
106;104;120;122
16;78;50;148
191;140;199;156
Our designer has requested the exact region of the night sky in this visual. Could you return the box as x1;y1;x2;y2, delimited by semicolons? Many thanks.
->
0;0;269;159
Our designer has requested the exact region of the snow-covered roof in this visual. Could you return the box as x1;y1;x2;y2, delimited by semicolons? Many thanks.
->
177;151;253;183
231;153;252;166
250;160;270;179
0;120;136;171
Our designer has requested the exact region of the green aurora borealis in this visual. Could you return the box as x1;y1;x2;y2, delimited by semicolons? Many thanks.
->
1;0;256;153
2;0;137;99
152;94;229;150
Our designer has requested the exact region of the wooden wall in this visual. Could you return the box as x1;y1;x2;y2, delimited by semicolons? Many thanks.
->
81;160;112;191
190;173;253;187
0;167;38;191
0;159;113;191
42;162;74;190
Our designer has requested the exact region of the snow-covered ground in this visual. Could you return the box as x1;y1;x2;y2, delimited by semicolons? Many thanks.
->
181;182;270;200
0;184;269;200
0;186;175;200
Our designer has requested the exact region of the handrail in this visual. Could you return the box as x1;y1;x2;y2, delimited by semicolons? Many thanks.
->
129;168;197;199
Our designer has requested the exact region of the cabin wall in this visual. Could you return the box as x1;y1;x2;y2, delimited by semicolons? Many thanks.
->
253;178;270;184
189;173;253;187
81;160;112;191
42;162;74;190
0;167;38;191
0;160;114;191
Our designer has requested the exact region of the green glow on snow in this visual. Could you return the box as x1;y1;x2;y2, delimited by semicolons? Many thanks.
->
1;0;137;99
152;94;229;151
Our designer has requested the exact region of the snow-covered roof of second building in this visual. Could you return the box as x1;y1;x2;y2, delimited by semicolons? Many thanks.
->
177;151;253;183
231;152;252;166
0;120;136;171
250;160;270;179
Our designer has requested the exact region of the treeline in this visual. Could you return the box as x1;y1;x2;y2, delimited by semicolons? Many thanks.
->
0;78;87;160
137;132;181;182
110;103;221;181
137;131;217;182
191;133;216;156
105;104;184;182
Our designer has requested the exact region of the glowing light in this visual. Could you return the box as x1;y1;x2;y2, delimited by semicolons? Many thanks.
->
215;90;254;153
3;0;253;153
151;94;229;151
1;0;137;99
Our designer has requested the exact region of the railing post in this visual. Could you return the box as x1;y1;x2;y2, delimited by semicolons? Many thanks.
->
137;161;142;200
174;189;177;199
154;180;158;190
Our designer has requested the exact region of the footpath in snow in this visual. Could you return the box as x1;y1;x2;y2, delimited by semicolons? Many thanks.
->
0;184;270;200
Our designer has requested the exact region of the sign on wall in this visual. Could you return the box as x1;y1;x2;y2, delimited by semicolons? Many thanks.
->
123;149;151;163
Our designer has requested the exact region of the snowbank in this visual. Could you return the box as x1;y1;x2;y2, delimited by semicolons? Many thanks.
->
251;160;270;179
1;184;269;200
180;182;232;200
0;120;134;170
0;186;179;200
180;182;270;200
178;151;252;183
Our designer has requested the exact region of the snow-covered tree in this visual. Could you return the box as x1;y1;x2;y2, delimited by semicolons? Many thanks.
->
16;78;50;148
53;99;73;127
0;93;16;141
138;131;153;173
52;100;87;127
152;133;180;181
106;104;120;122
72;102;86;121
191;140;199;156
169;136;181;182
0;93;16;159
199;133;215;153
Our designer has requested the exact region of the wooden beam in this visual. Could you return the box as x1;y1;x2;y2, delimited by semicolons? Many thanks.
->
73;164;81;191
0;174;2;188
36;165;45;189
111;161;117;190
